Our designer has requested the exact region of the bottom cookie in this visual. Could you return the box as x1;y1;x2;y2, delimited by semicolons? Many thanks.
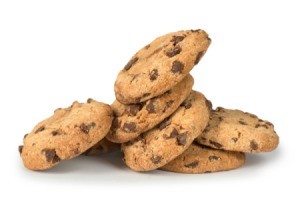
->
161;143;245;174
82;138;120;155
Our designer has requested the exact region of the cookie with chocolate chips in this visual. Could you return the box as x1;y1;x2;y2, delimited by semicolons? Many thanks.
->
115;29;211;104
82;138;120;155
107;74;194;143
161;143;245;174
121;91;211;171
19;99;113;170
196;107;279;153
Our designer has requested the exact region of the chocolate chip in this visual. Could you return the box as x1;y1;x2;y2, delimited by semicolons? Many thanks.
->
215;107;225;112
163;100;174;112
191;29;201;33
159;118;170;130
239;121;247;125
41;149;60;163
194;51;205;65
23;134;28;139
166;45;182;57
204;171;212;173
165;90;172;95
184;160;199;168
51;130;60;136
123;122;137;133
201;137;207;141
177;132;188;146
250;140;258;150
144;44;150;49
149;69;159;81
205;99;212;111
80;122;96;134
171;61;184;74
127;104;143;116
238;132;241;137
146;100;156;113
231;137;238;143
171;35;185;45
112;118;121;129
124;135;145;146
248;113;257;118
255;124;268;129
209;140;223;148
150;155;162;164
218;117;223;121
209;155;221;161
35;126;45;134
87;98;94;103
266;121;273;127
169;128;179;139
181;100;192;109
18;145;23;154
124;57;139;70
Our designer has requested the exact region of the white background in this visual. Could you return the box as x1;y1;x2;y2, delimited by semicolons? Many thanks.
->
0;0;299;205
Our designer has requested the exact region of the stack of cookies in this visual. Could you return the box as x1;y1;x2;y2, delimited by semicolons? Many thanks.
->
19;29;279;173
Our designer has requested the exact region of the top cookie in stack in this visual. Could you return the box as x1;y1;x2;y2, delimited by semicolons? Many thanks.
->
109;30;211;144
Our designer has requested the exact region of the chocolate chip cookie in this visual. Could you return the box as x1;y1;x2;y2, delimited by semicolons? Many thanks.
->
19;99;113;170
107;74;194;143
121;91;211;171
82;138;120;155
115;29;211;104
161;143;245;174
196;107;279;153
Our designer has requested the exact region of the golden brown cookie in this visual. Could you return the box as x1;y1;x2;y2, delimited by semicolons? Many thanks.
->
196;107;279;153
19;99;113;170
121;91;211;171
107;74;194;143
161;143;245;174
115;29;211;104
82;138;120;155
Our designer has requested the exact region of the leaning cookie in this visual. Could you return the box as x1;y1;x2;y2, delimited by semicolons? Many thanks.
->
115;29;211;104
161;143;245;174
82;138;120;155
196;107;279;153
107;74;194;143
19;99;113;170
121;91;211;171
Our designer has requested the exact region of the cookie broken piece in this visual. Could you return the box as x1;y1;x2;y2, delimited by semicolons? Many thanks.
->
196;107;279;153
20;100;113;170
161;143;245;174
114;29;211;104
121;91;211;171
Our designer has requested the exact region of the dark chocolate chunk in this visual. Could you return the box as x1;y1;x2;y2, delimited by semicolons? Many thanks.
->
185;160;199;168
18;145;23;154
231;137;238;143
124;57;139;70
87;98;94;103
181;100;192;109
204;171;212;173
23;133;28;139
163;100;174;112
171;35;185;45
150;155;162;164
159;118;170;130
218;117;223;121
144;44;150;49
177;132;188;146
191;29;201;33
146;100;156;113
80;122;96;134
149;69;159;81
127;104;142;116
168;128;179;139
166;45;182;57
171;61;184;74
239;121;247;125
209;140;223;148
194;51;204;65
209;155;221;161
41;149;60;163
51;130;60;136
35;126;45;134
250;140;258;150
112;118;121;129
205;99;212;111
123;122;137;133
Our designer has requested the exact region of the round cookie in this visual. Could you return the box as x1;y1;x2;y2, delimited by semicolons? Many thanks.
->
121;91;211;172
196;107;279;153
107;74;194;143
115;29;211;104
19;99;113;170
161;143;245;174
82;138;120;155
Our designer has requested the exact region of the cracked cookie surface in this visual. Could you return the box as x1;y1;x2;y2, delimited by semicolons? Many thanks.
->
107;74;194;143
19;99;113;170
196;107;279;153
161;143;245;174
115;29;211;104
121;91;211;171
